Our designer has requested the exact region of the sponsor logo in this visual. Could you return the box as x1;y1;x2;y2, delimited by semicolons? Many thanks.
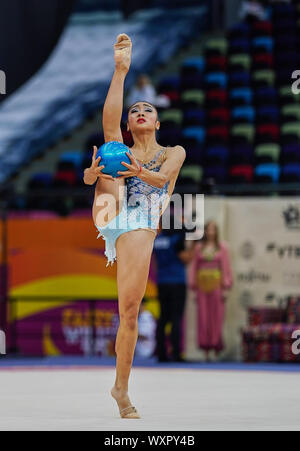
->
237;270;271;283
282;205;300;230
266;242;300;259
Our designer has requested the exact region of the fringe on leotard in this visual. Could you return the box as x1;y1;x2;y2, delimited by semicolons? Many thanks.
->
96;231;117;267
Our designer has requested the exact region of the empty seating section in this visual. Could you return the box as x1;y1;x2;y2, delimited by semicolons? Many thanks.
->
4;1;300;210
0;5;207;185
157;0;300;188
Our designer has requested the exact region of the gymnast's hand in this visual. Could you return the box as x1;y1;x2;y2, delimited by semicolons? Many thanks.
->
117;152;141;179
84;146;115;184
114;33;132;74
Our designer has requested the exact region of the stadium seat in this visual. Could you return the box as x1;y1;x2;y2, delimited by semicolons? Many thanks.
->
228;71;251;87
179;165;203;183
229;144;254;165
254;144;280;163
158;75;181;93
254;87;277;105
276;68;296;86
230;87;253;106
161;90;180;107
184;144;203;166
252;37;273;53
205;37;228;56
282;104;300;122
229;38;250;54
251;21;272;36
228;54;251;71
254;163;280;183
59;150;83;169
182;109;205;126
280;163;300;182
275;40;297;56
181;90;204;108
279;86;300;105
229;164;253;183
253;70;275;87
205;145;229;165
205;72;228;89
206;55;227;71
231;106;255;123
159;109;183;126
181;56;205;74
206;89;227;106
281;122;300;143
27;172;53;189
208;107;230;124
256;124;280;143
252;53;274;70
228;22;250;39
182;126;206;144
203;166;227;183
231;124;255;143
180;73;203;91
206;125;229;144
256;105;279;123
158;128;182;147
281;143;300;164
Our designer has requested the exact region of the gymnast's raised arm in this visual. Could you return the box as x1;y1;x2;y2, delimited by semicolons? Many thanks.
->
102;33;132;144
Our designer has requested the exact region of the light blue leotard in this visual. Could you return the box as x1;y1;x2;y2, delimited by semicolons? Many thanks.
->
94;147;170;267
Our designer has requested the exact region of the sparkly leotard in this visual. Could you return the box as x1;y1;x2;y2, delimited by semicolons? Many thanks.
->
94;147;170;267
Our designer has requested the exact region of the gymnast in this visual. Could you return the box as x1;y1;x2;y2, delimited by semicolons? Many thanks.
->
83;33;186;418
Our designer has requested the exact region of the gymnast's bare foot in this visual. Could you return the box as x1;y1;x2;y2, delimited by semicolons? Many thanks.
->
111;385;141;419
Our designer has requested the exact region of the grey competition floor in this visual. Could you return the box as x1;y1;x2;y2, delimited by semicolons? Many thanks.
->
0;360;299;431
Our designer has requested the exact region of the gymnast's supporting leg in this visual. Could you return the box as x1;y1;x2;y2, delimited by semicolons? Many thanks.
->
110;229;156;418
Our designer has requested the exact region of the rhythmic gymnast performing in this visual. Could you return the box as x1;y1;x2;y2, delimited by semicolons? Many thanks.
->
83;33;186;419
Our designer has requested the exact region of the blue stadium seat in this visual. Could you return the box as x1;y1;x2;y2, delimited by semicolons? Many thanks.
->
59;151;83;169
252;37;273;53
182;56;205;73
256;105;279;123
182;126;206;144
205;72;227;88
230;87;253;105
230;144;254;164
255;87;277;105
158;75;180;92
254;163;280;183
203;166;227;183
229;71;251;87
183;109;205;126
229;22;250;38
232;106;255;123
229;38;250;53
205;145;229;164
281;164;300;182
28;172;53;187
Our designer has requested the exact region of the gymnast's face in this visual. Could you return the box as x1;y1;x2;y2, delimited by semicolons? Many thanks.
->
127;102;160;134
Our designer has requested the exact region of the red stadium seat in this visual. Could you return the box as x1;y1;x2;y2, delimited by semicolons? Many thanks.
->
229;165;254;182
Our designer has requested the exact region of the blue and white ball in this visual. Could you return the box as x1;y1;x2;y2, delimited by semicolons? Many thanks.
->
96;141;132;178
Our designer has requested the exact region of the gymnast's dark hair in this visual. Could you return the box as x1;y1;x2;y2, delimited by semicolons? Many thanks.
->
127;101;159;120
